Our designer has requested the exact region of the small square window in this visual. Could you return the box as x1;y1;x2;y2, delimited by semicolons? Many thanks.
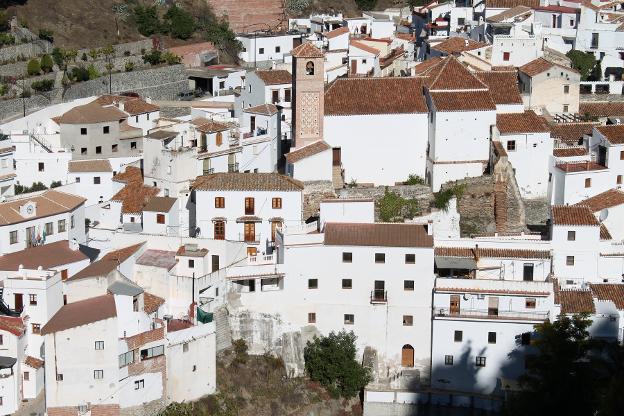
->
131;141;137;149
454;330;463;342
275;46;281;53
103;126;110;134
156;213;165;224
134;379;144;390
344;314;354;325
620;150;624;160
308;312;316;323
188;259;195;268
38;162;45;172
404;280;414;291
96;146;102;154
95;341;104;350
112;144;118;152
81;147;87;155
31;324;41;334
80;128;87;135
566;256;575;266
567;231;576;241
403;315;413;326
342;252;352;263
585;178;591;188
503;51;510;61
563;104;569;113
444;355;454;365
618;175;622;185
564;85;570;94
23;371;29;381
476;356;486;367
405;254;415;264
29;294;37;305
362;59;367;64
308;279;318;289
258;48;264;54
488;332;496;344
342;279;352;289
93;176;101;185
215;197;225;208
375;253;385;263
272;197;282;209
94;370;104;379
525;298;536;309
56;374;63;381
507;140;516;151
183;343;189;353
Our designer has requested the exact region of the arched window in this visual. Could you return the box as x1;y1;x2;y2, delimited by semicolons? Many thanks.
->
401;344;414;367
216;132;223;146
306;61;315;75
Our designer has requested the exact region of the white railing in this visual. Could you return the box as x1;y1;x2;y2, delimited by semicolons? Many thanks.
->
279;221;318;235
433;307;549;321
247;254;275;265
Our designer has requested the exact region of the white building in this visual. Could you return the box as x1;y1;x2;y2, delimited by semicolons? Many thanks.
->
237;32;302;66
235;70;292;121
0;316;26;415
67;159;115;213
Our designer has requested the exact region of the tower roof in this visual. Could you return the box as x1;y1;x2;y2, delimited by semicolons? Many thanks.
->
291;42;324;58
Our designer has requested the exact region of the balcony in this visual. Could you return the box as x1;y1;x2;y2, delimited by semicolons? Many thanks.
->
228;163;239;172
433;307;549;321
239;233;260;244
247;254;276;265
203;168;214;175
370;289;387;304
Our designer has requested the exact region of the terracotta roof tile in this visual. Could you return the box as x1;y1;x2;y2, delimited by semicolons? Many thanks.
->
286;140;331;163
600;223;612;240
167;319;194;332
0;190;85;226
596;125;624;144
486;0;540;8
0;316;25;337
519;57;579;77
435;287;550;296
68;159;112;173
590;284;624;310
192;172;304;192
0;240;89;271
435;246;550;259
425;56;489;91
474;70;523;105
24;356;44;369
550;122;597;144
553;147;588;157
291;42;324;58
551;205;600;226
487;5;533;22
192;119;230;133
41;295;117;334
429;90;496;111
325;26;350;39
255;70;292;85
324;222;433;248
176;245;209;257
413;57;444;75
575;189;624;212
497;110;550;134
112;166;143;185
555;161;607;172
143;196;177;213
68;242;145;281
111;167;159;213
559;290;595;314
121;99;159;115
535;5;578;13
58;101;127;124
580;102;624;117
144;292;166;314
146;130;178;140
349;40;380;55
125;327;164;349
325;77;428;115
244;103;278;116
431;37;488;55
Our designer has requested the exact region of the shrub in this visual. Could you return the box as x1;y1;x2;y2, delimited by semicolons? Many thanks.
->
0;32;15;47
15;182;47;195
40;54;54;73
88;48;100;60
162;51;181;65
142;49;162;65
163;5;195;40
81;52;88;61
378;187;420;222
52;48;65;68
20;88;31;98
433;183;465;211
123;50;131;57
26;58;41;76
69;66;90;82
87;64;100;80
124;61;135;72
355;0;377;10
0;84;7;96
232;339;249;365
405;174;425;185
304;330;371;398
31;79;54;92
134;5;162;37
50;180;61;188
38;28;54;42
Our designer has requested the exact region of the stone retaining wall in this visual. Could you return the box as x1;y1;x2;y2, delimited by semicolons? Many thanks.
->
0;39;52;63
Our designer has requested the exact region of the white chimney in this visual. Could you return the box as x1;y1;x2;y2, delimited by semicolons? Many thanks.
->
465;39;469;47
427;220;433;235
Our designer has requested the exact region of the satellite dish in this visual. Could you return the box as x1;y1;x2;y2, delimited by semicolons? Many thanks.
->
599;208;609;222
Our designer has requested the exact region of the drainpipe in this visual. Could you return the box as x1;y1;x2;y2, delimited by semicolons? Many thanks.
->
276;104;284;173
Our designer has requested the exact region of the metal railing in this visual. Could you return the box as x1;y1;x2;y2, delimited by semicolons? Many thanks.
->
433;307;549;321
228;163;239;172
203;168;214;175
370;289;387;303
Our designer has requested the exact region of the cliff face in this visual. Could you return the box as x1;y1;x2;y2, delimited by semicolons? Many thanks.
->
208;0;285;32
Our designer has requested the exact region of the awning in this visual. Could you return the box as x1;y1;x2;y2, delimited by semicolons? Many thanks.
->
435;256;477;270
236;216;262;223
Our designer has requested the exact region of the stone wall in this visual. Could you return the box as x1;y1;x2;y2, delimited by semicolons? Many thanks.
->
338;184;434;221
0;60;28;77
77;39;154;59
441;176;496;236
0;39;52;63
0;95;50;122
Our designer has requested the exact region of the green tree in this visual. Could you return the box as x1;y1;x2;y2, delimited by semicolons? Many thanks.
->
378;187;420;222
40;54;54;73
38;28;54;42
163;4;195;39
31;79;54;92
195;5;241;61
87;64;100;80
591;60;603;81
162;51;181;65
133;5;162;37
52;47;65;68
142;49;162;65
566;50;596;81
304;330;371;398
26;58;40;76
355;0;378;10
405;174;425;185
88;48;100;60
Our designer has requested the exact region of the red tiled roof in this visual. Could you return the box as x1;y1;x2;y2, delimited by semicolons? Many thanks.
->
496;111;550;134
553;147;587;157
413;57;444;75
143;292;164;314
255;70;292;85
168;41;215;56
535;5;579;13
435;246;550;259
68;159;112;173
487;6;533;22
349;40;380;55
41;295;117;334
590;284;624;310
596;125;624;144
324;222;433;248
325;77;428;115
519;57;579;77
57;101;127;124
291;42;324;58
474;70;523;105
68;242;145;281
286;140;331;164
325;26;350;39
575;189;624;212
550;122;597;144
244;103;278;116
579;102;624;117
136;249;178;270
0;190;86;226
426;56;489;91
0;240;89;271
551;205;600;226
24;355;44;369
559;290;595;314
192;172;304;191
167;319;194;332
600;223;612;240
429;90;496;111
0;316;25;336
431;37;488;55
554;161;607;172
113;166;143;185
486;0;540;8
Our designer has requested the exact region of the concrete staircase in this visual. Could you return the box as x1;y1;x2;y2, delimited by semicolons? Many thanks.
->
214;306;232;352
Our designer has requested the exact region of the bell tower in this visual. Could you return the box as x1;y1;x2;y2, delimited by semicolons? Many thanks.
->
291;43;325;149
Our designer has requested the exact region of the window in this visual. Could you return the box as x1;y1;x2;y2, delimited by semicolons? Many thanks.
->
215;197;225;208
444;355;454;366
29;294;37;305
216;132;223;146
135;115;139;122
214;221;225;240
526;298;536;309
475;357;486;367
23;371;29;381
258;47;264;54
570;18;574;27
10;231;17;244
564;85;570;94
94;370;104;379
81;147;87;155
308;312;316;323
362;59;367;64
488;332;497;344
275;46;281;53
103;126;110;134
134;379;144;390
375;253;385;263
188;259;195;268
454;330;463;342
71;215;75;229
95;341;104;350
36;161;45;172
272;197;282;209
80;127;87;135
96;146;102;154
308;278;318;289
112;144;118;153
503;51;510;61
405;254;415;264
244;197;255;215
56;374;63;381
77;405;88;414
618;175;622;185
342;252;352;263
621;150;624;161
32;324;41;334
156;213;165;224
306;61;315;75
119;350;134;367
404;280;414;291
344;314;354;325
219;81;225;89
521;332;531;345
585;178;591;188
403;315;413;326
284;89;291;102
131;141;137;149
507;140;516;151
93;176;101;184
563;104;569;113
0;335;3;345
272;90;279;104
183;343;189;353
568;230;576;241
58;219;66;233
566;256;575;266
342;278;352;289
140;345;165;360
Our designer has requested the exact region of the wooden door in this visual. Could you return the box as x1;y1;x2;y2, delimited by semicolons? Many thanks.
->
245;197;255;215
350;60;357;75
332;148;341;166
214;221;225;240
14;293;23;311
401;345;414;367
450;295;460;315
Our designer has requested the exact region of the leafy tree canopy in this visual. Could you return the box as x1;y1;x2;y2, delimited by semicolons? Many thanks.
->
566;50;596;81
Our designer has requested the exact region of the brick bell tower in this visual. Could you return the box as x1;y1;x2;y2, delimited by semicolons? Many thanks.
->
291;43;325;149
